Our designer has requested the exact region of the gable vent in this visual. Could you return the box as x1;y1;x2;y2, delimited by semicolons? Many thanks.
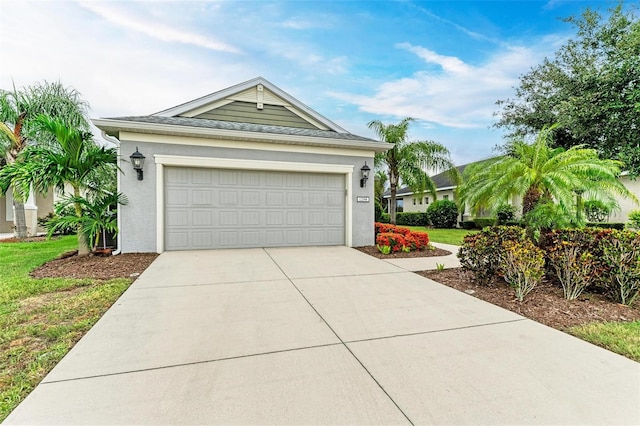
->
256;84;264;110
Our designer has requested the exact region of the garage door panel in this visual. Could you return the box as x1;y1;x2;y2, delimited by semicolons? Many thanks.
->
165;168;345;250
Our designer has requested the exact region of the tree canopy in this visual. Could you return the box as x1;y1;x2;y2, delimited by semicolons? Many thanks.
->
495;2;640;177
459;126;637;227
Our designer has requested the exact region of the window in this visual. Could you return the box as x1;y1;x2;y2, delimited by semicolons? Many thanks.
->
425;196;429;204
396;199;404;212
413;198;416;206
419;197;423;205
443;195;449;200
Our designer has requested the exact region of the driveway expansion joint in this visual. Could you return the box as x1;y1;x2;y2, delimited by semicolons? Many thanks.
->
343;318;529;345
131;277;287;290
40;342;344;385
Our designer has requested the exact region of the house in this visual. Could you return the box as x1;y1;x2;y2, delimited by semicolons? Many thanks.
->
0;189;54;236
382;164;472;220
93;77;388;253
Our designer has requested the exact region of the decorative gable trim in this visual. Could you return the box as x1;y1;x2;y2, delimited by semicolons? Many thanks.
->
154;77;348;133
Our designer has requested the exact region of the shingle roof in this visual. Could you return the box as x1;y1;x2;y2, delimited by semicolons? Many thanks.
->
382;163;471;197
107;115;377;142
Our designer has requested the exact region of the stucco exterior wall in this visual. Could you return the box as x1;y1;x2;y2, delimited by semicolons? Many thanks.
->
610;176;640;223
118;138;375;253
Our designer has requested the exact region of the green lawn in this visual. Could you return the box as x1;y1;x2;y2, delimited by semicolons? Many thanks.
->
569;321;640;362
406;226;478;246
0;236;132;421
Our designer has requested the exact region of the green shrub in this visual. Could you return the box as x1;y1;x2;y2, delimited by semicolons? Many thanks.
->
598;229;640;305
545;229;597;300
457;226;527;285
501;240;545;301
473;217;496;229
427;200;458;228
396;212;429;226
459;220;476;230
584;200;611;222
379;212;390;223
628;210;640;230
496;203;516;224
586;222;625;230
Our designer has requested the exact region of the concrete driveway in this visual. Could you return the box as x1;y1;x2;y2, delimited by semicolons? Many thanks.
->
5;246;639;425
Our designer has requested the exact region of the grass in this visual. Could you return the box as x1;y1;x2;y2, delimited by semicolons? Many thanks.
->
569;321;640;362
0;236;132;422
406;226;478;246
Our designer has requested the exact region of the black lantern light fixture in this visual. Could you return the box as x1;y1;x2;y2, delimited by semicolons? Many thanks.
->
360;162;371;188
130;147;146;181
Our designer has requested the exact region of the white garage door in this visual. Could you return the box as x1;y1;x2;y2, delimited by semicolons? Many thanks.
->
164;167;345;250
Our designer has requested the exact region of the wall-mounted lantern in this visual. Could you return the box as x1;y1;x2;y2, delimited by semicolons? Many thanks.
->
360;162;371;188
130;147;146;181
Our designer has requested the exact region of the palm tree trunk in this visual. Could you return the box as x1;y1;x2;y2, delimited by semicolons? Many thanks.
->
390;184;397;224
13;200;27;238
74;185;90;257
522;187;542;215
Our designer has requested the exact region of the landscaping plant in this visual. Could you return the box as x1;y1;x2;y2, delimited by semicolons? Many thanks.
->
545;230;596;300
426;199;458;228
457;225;527;285
501;239;545;301
598;230;640;306
374;222;429;254
628;210;640;230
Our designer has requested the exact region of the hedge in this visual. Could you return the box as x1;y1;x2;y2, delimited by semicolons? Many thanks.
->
396;212;429;226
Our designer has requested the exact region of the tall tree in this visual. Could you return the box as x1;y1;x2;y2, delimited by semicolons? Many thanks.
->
459;126;637;223
0;116;116;256
368;117;458;224
0;81;88;237
495;3;640;177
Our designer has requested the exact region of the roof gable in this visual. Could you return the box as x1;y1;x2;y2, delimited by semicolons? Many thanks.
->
154;77;346;133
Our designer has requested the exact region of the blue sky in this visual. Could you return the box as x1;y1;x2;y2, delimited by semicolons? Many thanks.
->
0;0;620;166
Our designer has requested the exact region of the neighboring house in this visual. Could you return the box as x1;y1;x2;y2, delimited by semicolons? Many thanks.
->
382;164;471;219
93;77;388;253
0;189;54;236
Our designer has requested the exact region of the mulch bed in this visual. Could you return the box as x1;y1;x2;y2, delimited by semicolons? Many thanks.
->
419;268;640;330
355;245;451;259
31;252;159;280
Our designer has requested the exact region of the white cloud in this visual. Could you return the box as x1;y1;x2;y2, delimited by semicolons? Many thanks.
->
76;0;242;54
330;42;547;129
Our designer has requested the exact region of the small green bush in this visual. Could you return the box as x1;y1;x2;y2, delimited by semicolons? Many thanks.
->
379;212;390;223
628;210;640;230
459;221;476;230
501;240;545;301
396;212;429;226
496;203;516;224
427;200;458;228
473;217;496;229
457;226;527;285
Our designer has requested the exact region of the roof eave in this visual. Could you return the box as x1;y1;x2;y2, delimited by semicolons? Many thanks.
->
92;118;391;153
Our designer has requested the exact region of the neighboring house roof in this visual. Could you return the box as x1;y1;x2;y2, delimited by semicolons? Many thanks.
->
93;76;389;152
382;163;471;198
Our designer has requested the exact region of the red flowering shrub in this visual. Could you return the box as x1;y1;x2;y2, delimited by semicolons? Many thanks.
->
374;222;430;253
376;232;407;252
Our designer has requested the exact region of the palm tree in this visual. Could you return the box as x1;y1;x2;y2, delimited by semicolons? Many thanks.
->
374;170;388;209
0;81;88;238
368;117;458;224
459;126;637;223
0;116;116;256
